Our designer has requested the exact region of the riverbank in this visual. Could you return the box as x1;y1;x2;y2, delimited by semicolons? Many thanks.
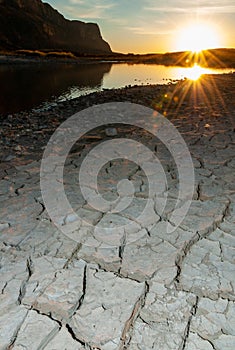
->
1;47;235;67
0;73;234;163
0;73;234;349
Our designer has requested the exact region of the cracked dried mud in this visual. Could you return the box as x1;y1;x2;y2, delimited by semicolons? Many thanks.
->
0;74;235;349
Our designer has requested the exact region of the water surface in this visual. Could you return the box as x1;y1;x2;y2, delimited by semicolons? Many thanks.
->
0;62;234;115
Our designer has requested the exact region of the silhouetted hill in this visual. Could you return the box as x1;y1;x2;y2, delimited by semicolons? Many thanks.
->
199;48;235;68
100;48;235;68
0;0;112;53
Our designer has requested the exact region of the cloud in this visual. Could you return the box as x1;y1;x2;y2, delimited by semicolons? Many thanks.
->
145;5;235;14
197;6;235;14
64;0;116;19
106;17;128;25
62;6;103;19
144;6;188;13
144;0;235;14
68;0;85;4
126;25;172;36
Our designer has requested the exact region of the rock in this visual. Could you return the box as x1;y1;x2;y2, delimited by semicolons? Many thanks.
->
105;127;118;136
14;145;23;152
2;154;16;162
0;0;111;53
0;222;10;231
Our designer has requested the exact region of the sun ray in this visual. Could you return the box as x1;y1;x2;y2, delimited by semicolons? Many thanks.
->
176;22;221;53
158;68;229;123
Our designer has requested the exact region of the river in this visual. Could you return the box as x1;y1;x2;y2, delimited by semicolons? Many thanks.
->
0;62;234;115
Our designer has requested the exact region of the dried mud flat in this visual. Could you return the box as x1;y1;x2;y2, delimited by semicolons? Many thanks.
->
0;74;235;349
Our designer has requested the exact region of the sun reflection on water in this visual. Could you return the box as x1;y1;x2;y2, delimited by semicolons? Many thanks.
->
184;64;209;81
102;63;235;90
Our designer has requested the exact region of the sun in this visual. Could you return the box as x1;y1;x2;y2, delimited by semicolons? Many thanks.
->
177;22;220;53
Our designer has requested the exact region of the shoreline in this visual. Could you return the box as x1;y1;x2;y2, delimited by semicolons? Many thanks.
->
1;48;235;68
1;54;235;69
0;73;234;164
0;72;235;350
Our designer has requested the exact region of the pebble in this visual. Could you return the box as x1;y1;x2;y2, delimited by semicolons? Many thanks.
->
2;155;16;162
0;222;10;231
14;145;23;152
105;127;118;136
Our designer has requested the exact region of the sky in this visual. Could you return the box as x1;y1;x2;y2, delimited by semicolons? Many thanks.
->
46;0;235;53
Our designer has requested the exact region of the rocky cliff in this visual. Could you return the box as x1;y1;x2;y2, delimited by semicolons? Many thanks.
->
0;0;112;53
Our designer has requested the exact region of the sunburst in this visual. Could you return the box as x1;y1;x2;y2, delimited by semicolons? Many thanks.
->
177;22;220;53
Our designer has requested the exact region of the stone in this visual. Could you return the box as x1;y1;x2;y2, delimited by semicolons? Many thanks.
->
105;127;118;136
3;154;16;162
0;222;10;231
0;0;112;53
14;145;23;152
